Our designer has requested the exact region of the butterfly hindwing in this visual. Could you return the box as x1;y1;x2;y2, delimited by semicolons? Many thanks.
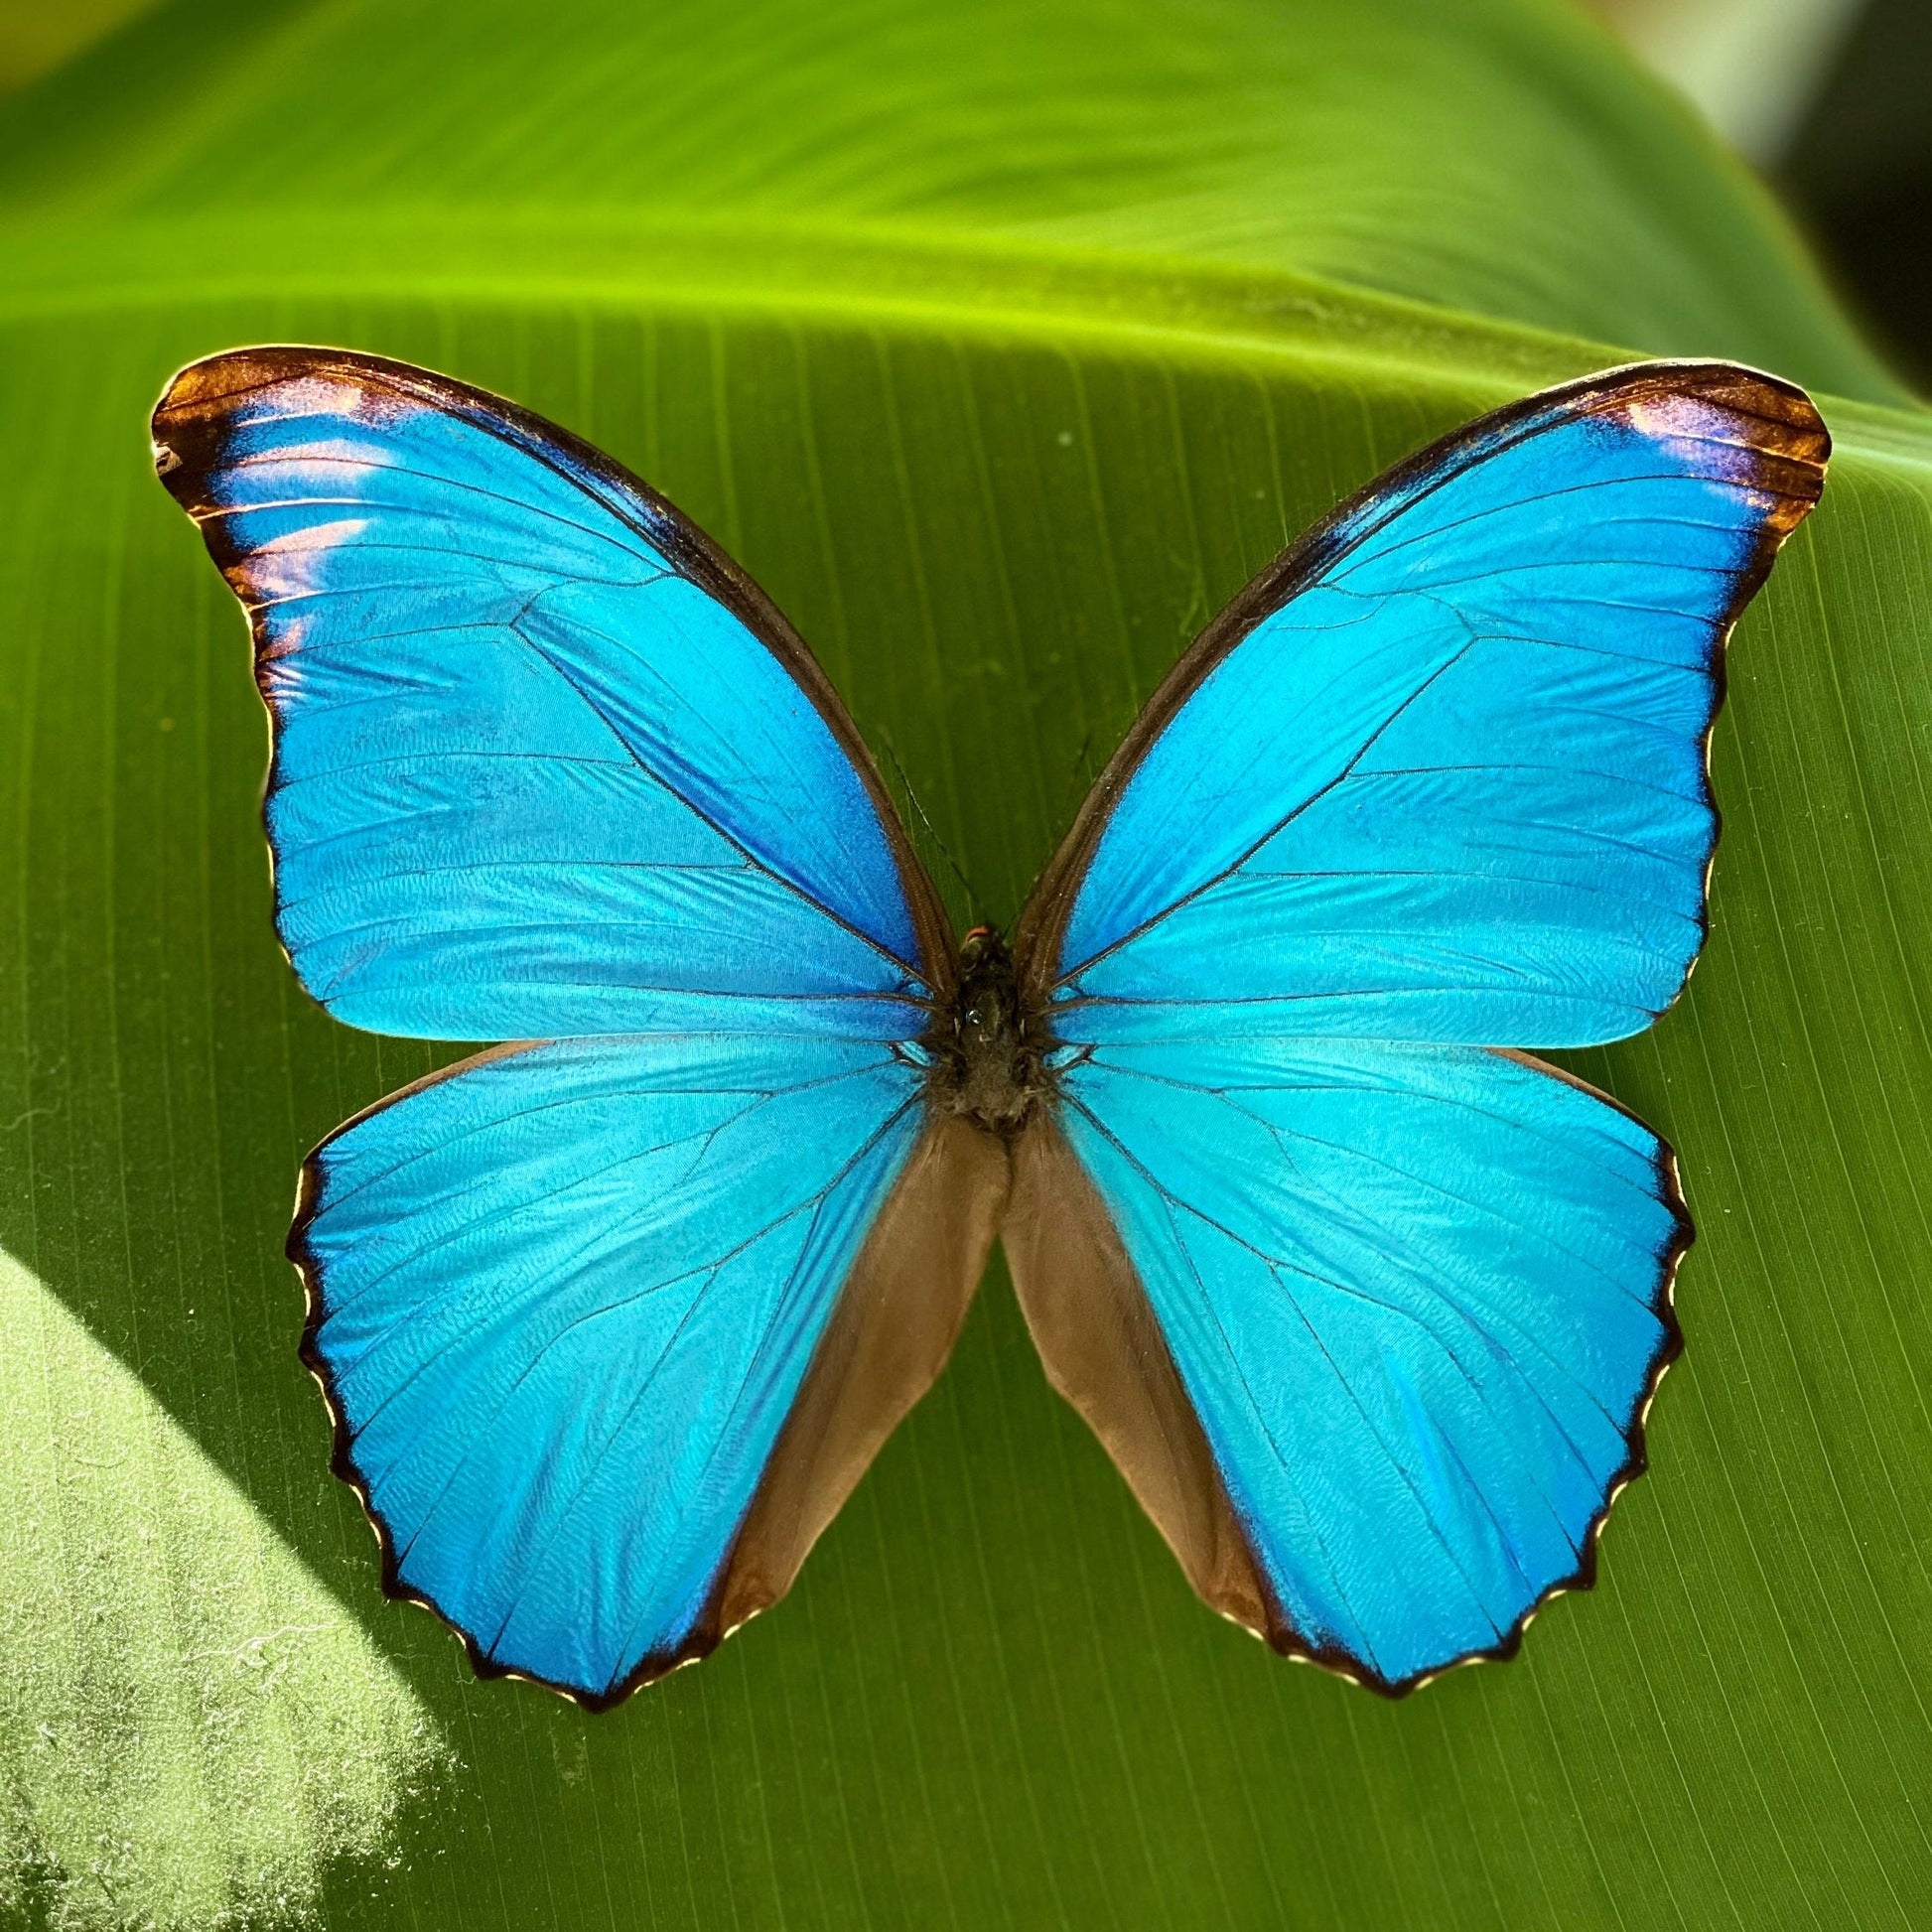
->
1011;362;1826;1689
1016;1043;1686;1689
298;1035;922;1702
154;348;997;1706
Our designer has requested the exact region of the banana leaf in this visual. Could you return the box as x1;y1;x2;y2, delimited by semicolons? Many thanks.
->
0;2;1927;1926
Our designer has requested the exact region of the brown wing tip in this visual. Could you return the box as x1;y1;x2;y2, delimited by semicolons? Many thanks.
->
152;346;407;510
1586;359;1828;447
1659;360;1826;430
1587;361;1830;539
155;346;304;423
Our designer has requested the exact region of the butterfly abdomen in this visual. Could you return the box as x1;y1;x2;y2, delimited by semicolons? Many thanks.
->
927;926;1051;1137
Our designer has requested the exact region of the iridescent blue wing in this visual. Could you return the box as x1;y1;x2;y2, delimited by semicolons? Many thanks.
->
1009;363;1827;1690
1012;1042;1688;1691
296;1039;1000;1706
153;347;948;1040
152;349;1002;1705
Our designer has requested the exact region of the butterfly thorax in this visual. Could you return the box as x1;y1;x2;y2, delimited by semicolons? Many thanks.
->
927;926;1047;1138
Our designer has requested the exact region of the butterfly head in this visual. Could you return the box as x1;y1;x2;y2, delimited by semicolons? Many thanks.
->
927;926;1049;1138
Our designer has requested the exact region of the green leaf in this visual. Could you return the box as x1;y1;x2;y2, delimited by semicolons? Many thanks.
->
1;2;1927;1927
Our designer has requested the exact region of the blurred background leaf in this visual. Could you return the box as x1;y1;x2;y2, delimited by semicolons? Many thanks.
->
0;0;148;90
1587;0;1932;386
0;1;1927;1926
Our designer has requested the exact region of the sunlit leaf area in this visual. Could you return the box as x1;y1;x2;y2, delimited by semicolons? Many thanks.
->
0;1;1927;1925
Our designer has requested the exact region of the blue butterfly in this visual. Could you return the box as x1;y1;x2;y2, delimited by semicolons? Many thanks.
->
152;349;1826;1709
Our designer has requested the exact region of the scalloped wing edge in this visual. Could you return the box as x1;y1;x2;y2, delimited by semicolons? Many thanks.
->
1005;1052;1690;1698
292;1055;1008;1712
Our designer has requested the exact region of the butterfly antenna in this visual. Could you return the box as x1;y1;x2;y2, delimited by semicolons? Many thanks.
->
1057;727;1097;824
877;733;987;925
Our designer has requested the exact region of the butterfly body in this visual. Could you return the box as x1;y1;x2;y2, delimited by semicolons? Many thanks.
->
152;347;1827;1708
924;926;1050;1137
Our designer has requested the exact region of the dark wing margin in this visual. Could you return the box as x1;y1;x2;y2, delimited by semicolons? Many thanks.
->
1013;358;1828;1007
1009;1061;1691;1696
293;1067;1009;1712
151;344;958;999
